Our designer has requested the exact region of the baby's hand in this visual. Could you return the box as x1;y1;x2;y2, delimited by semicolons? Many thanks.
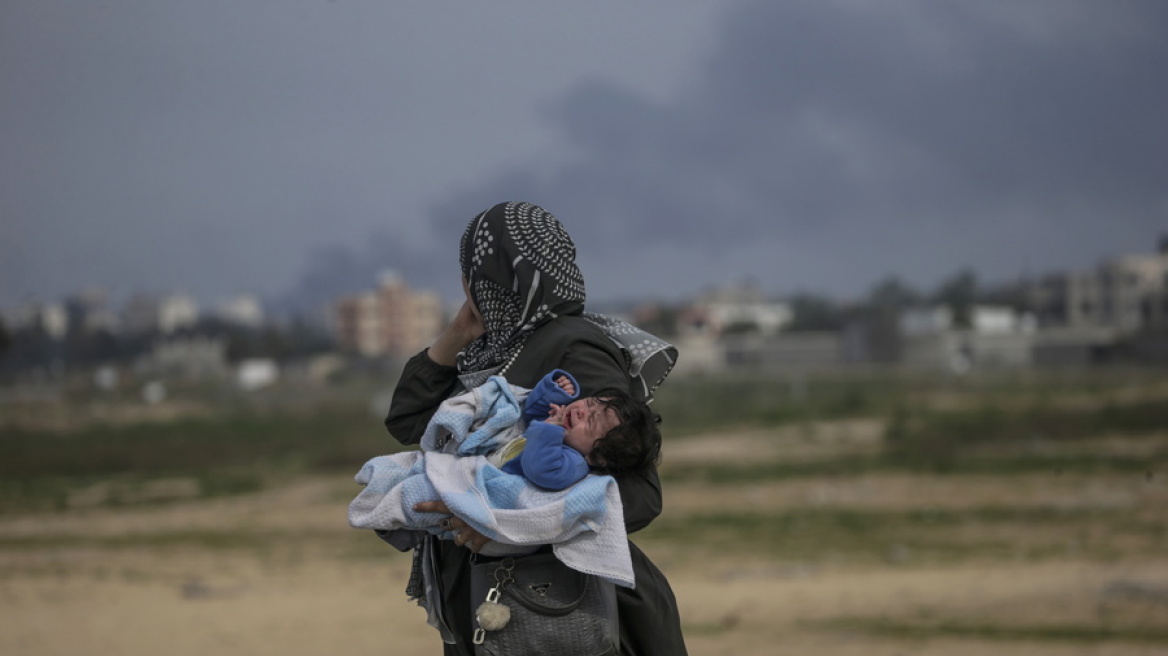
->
545;403;565;426
554;375;576;396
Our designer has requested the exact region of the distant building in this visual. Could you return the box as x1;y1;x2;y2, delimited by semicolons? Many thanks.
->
66;287;119;333
678;282;792;337
124;293;200;335
723;331;845;370
236;358;279;391
670;330;845;376
900;305;1036;372
1024;237;1168;365
900;306;1035;337
333;273;443;358
26;302;69;339
138;335;227;378
377;273;443;356
669;334;723;376
1028;238;1168;334
216;294;265;328
669;283;835;373
334;292;382;357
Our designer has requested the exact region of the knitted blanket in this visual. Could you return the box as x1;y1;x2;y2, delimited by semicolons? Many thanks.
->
418;374;528;456
348;376;634;589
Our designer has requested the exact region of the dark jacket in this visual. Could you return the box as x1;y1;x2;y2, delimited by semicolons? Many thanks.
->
385;315;687;655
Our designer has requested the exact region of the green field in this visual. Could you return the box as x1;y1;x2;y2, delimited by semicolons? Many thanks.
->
2;367;1166;655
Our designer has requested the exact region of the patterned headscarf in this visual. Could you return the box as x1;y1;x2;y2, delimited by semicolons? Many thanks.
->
456;201;678;400
457;201;586;377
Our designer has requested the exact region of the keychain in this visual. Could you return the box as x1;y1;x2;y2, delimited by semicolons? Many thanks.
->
473;559;515;644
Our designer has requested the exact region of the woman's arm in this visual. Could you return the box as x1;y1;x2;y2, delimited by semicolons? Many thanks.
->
616;467;663;533
383;351;460;445
384;300;484;445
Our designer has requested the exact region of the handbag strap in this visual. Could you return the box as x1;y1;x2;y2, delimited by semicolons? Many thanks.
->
484;556;592;616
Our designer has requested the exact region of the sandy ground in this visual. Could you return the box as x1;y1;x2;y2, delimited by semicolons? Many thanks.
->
7;552;1167;656
3;423;1167;655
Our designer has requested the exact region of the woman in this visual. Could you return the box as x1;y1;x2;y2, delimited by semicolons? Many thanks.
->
384;201;687;655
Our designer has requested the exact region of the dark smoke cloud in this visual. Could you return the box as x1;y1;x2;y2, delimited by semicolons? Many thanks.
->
379;0;1168;302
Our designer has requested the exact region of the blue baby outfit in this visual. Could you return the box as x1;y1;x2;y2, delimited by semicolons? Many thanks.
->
501;369;590;490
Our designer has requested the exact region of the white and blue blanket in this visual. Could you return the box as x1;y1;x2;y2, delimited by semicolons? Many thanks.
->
348;376;634;589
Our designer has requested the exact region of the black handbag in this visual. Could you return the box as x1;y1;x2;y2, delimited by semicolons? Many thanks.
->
470;553;619;656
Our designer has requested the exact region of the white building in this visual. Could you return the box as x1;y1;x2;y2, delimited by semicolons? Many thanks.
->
67;287;120;333
679;283;792;337
124;293;200;335
7;302;69;339
900;306;1035;337
139;335;227;378
237;358;279;390
216;294;265;328
900;305;1036;372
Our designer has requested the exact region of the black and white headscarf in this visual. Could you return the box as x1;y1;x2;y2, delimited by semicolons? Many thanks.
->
455;201;677;399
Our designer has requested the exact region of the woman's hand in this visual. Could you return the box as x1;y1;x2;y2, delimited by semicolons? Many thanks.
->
427;300;486;366
414;500;490;552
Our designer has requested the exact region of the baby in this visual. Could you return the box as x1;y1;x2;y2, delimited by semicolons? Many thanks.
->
349;368;658;579
497;369;661;490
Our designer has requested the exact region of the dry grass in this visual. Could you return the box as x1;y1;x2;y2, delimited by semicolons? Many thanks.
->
2;412;1167;655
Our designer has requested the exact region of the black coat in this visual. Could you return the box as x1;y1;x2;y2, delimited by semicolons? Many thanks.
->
385;315;688;655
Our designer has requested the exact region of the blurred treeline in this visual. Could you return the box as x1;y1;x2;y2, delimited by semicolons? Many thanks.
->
0;315;334;381
0;268;1007;381
1;368;1165;514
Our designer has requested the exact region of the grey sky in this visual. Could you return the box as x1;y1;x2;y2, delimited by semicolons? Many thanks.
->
3;0;1166;312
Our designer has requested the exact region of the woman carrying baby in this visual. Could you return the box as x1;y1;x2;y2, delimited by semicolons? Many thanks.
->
383;201;687;655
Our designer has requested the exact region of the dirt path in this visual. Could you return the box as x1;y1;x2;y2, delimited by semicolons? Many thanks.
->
3;420;1166;655
5;549;1166;656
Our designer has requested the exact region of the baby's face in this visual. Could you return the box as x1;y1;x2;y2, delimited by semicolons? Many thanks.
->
547;397;620;460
